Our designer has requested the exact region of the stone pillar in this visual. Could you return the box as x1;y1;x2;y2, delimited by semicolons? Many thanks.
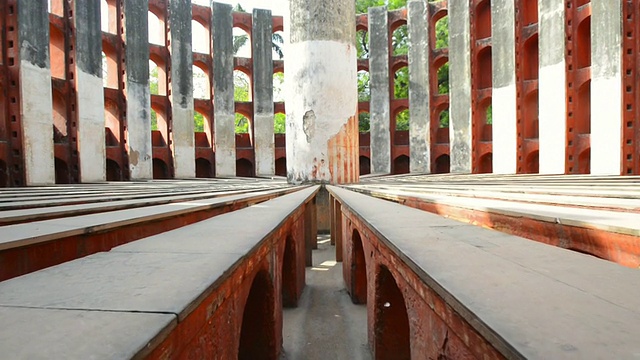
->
448;0;472;173
253;9;275;177
169;0;195;179
75;0;106;183
212;2;236;177
490;0;517;174
124;0;153;179
591;0;622;175
538;0;566;174
285;1;359;184
18;0;55;185
369;6;391;175
408;0;430;174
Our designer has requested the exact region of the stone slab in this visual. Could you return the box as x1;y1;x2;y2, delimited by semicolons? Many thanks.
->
328;186;640;359
0;306;175;359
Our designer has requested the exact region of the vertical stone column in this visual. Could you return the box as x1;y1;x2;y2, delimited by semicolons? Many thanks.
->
253;9;275;177
591;0;622;175
369;6;391;175
124;0;153;179
286;1;359;184
408;0;430;174
448;0;472;173
538;0;566;174
75;0;106;182
169;0;195;179
18;0;55;185
491;0;517;174
212;2;235;177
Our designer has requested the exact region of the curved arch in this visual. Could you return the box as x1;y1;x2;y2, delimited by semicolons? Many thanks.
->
106;158;121;181
238;269;276;360
475;0;492;39
350;229;367;304
375;265;410;359
525;150;539;174
477;47;492;89
523;34;539;81
356;29;369;59
393;66;408;99
195;158;212;178
192;65;210;100
234;70;252;102
191;19;209;54
149;57;167;96
577;16;591;69
282;235;298;307
433;15;448;50
393;155;410;175
358;70;371;102
479;152;493;174
435;154;450;174
275;157;287;177
233;27;252;58
359;156;371;176
148;10;165;46
575;80;591;135
236;158;254;177
524;90;539;139
52;90;68;143
436;62;449;94
391;24;408;56
102;42;119;88
152;158;169;179
49;24;65;79
104;99;121;144
55;157;70;184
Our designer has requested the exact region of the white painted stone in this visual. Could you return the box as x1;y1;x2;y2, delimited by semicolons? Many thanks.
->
76;70;106;182
172;106;195;179
126;82;153;179
285;40;357;183
254;114;275;177
20;61;55;185
214;114;236;177
538;63;566;174
492;85;517;174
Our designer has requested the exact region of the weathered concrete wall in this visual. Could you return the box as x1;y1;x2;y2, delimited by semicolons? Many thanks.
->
369;6;391;175
285;0;359;184
591;0;622;175
169;0;195;179
538;0;566;174
490;0;517;174
18;0;55;185
408;0;430;174
253;9;275;177
125;0;153;179
212;2;236;177
448;0;472;173
75;0;106;182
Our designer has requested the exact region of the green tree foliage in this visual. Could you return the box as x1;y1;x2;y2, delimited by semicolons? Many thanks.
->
150;66;159;130
274;113;286;134
194;112;205;132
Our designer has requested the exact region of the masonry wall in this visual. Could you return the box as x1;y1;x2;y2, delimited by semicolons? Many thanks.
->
0;0;637;186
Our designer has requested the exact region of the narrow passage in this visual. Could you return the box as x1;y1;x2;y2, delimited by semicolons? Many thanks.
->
280;235;371;360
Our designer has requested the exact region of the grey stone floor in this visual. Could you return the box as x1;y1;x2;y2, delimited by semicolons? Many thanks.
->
280;235;371;360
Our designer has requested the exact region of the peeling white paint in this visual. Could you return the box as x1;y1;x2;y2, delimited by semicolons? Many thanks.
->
285;40;357;183
77;69;106;182
20;61;55;185
126;81;153;179
492;85;517;174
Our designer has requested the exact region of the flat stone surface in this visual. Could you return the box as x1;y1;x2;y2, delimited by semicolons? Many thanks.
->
0;306;175;359
329;186;640;359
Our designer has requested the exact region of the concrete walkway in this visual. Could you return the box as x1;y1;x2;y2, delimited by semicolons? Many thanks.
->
281;235;371;360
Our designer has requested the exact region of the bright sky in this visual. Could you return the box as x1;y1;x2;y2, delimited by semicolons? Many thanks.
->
192;0;288;15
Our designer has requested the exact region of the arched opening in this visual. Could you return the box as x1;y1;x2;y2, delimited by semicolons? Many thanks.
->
359;111;371;133
434;16;448;50
392;24;408;56
0;160;8;187
106;159;121;181
194;110;207;134
359;156;371;176
191;19;209;54
356;29;370;59
49;24;66;79
104;99;121;146
238;270;276;360
578;148;591;174
375;265;410;360
396;109;409;131
152;158;169;179
234;70;252;102
275;157;287;177
525;150;539;174
273;71;285;102
435;154;450;174
52;91;68;144
195;158;213;178
54;158;70;184
358;70;371;102
477;47;492;89
48;0;64;17
523;35;539;81
436;62;449;94
100;0;110;33
148;11;165;46
102;43;119;88
479;152;493;174
192;64;210;99
523;0;538;26
393;155;410;175
351;229;367;304
439;109;450;128
233;27;251;58
281;236;297;307
480;100;492;142
577;17;591;69
236;158;254;177
151;105;168;146
475;0;492;39
272;30;284;60
274;113;286;134
575;80;591;134
149;59;167;96
524;91;539;139
235;113;250;134
394;66;408;99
